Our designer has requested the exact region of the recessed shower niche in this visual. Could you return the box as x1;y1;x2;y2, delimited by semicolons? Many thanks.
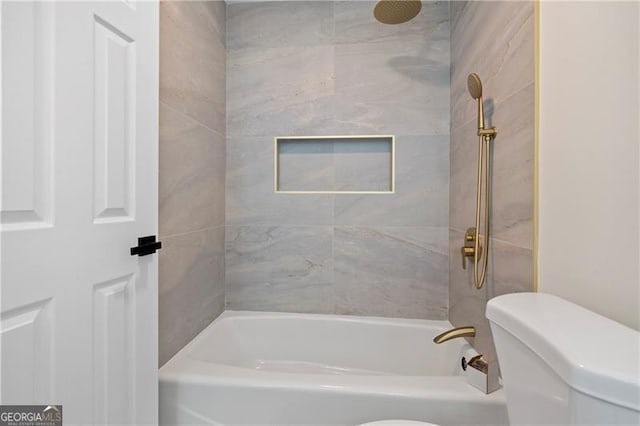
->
275;135;395;194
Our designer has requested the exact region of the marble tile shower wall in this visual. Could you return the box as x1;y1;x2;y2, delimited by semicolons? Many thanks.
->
225;1;450;318
159;1;226;366
449;1;535;364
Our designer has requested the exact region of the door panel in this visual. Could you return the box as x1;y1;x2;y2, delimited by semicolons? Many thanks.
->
93;15;136;223
92;274;135;425
0;299;53;404
1;1;54;229
1;1;159;424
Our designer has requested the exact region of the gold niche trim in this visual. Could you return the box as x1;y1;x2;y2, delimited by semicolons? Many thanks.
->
274;135;396;194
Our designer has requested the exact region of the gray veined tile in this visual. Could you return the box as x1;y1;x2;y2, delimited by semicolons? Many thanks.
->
449;1;468;34
489;84;534;249
333;138;393;191
335;1;449;45
449;118;478;233
227;1;334;49
161;1;225;49
334;226;449;319
159;226;225;297
448;0;535;366
333;39;450;136
486;238;533;299
159;103;225;237
226;45;336;138
225;226;334;313
159;226;225;365
225;136;334;226
208;0;226;40
277;140;335;192
159;0;226;368
335;135;449;227
160;1;225;132
483;239;533;362
450;0;534;127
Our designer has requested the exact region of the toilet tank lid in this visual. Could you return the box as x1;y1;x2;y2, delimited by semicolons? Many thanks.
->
486;293;640;412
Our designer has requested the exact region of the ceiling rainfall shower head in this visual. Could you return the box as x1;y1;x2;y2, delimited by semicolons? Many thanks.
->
374;0;422;25
467;73;483;100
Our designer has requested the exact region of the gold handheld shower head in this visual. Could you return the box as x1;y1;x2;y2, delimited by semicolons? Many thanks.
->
468;73;484;130
467;73;483;100
374;0;422;25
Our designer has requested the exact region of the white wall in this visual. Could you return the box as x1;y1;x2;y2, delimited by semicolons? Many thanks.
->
538;1;640;330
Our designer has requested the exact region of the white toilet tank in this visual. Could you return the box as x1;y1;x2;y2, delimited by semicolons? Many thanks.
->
486;293;640;425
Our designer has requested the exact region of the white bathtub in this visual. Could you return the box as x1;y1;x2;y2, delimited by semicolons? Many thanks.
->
159;311;508;425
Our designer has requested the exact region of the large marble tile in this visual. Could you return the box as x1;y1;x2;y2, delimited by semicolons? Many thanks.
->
333;38;449;136
450;0;534;128
206;0;226;39
160;1;225;132
159;102;225;237
225;225;334;313
448;229;533;364
450;85;534;247
335;1;449;45
277;140;335;191
227;1;333;49
333;138;393;191
449;1;468;34
335;135;448;227
223;0;456;320
449;117;478;233
226;45;335;137
159;226;225;365
482;239;533;363
490;84;534;248
335;226;448;319
226;136;334;225
449;0;535;366
486;238;533;298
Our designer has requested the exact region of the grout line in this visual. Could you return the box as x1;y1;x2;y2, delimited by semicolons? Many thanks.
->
160;224;225;241
331;0;336;45
488;237;533;251
224;224;451;230
160;100;225;139
449;226;533;251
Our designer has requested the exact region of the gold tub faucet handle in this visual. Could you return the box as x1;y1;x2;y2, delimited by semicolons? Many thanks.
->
460;227;480;270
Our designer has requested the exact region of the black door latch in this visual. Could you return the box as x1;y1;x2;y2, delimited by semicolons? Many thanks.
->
130;235;162;257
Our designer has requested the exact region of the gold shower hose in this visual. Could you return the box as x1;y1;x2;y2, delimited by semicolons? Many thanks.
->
473;132;491;289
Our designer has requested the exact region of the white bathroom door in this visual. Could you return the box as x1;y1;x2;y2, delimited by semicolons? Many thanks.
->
1;1;158;425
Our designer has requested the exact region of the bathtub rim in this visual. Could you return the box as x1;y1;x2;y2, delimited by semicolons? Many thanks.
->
163;310;469;369
159;310;505;404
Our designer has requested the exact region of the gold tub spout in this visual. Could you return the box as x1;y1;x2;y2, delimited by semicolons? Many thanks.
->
433;326;476;344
